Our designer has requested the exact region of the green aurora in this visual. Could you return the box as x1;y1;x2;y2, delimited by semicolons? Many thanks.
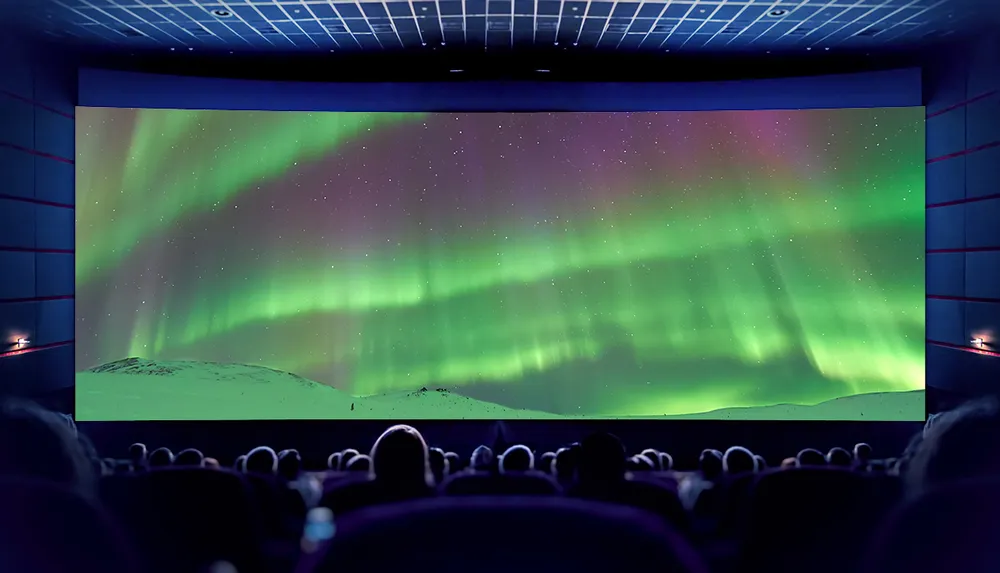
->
75;108;925;420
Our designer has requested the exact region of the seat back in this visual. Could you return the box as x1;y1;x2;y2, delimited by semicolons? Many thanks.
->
864;478;1000;573
440;471;562;496
100;468;266;573
740;468;894;573
303;496;707;573
570;477;689;531
0;479;138;573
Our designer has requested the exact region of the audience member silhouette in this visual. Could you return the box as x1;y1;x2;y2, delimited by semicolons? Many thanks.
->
628;454;656;471
429;447;449;483
320;425;436;517
723;447;758;475
553;446;580;483
173;448;205;467
444;451;461;474
470;445;494;472
499;445;534;473
0;398;97;494
327;452;342;471
346;454;371;472
370;424;434;487
576;433;627;484
128;443;148;470
24;393;1000;573
245;446;278;475
277;449;302;481
659;452;674;471
904;397;1000;498
796;448;827;467
234;454;247;472
641;448;662;470
854;442;872;465
538;451;556;473
826;447;854;467
147;447;174;468
340;448;360;470
699;449;724;480
570;433;688;529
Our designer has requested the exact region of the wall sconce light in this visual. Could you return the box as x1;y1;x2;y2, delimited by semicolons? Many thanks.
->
971;337;985;348
15;338;29;348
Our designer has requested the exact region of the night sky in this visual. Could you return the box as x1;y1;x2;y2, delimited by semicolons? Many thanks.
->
75;108;925;417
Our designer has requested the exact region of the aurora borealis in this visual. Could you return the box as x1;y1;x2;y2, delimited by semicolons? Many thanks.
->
75;107;925;420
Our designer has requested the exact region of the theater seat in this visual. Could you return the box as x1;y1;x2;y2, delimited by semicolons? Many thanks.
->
319;474;435;516
245;472;308;539
440;471;563;496
569;477;690;532
864;478;1000;573
739;468;896;573
301;496;707;573
99;468;267;573
0;479;138;573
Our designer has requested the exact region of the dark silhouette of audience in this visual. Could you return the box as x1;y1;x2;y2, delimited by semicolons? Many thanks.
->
128;442;147;470
173;448;205;467
277;449;301;481
0;398;97;494
903;396;1000;497
147;447;174;468
245;446;278;475
6;395;1000;573
854;442;872;465
345;453;371;471
429;446;449;482
699;448;724;479
340;448;360;469
826;447;854;467
470;444;494;471
326;451;341;470
796;447;827;467
553;445;580;483
499;444;534;473
722;446;757;475
659;451;674;471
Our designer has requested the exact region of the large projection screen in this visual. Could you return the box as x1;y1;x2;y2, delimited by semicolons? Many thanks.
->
74;106;925;421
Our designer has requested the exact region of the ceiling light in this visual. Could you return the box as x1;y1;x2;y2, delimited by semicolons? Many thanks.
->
449;69;464;73
212;9;232;18
767;9;788;17
536;69;550;73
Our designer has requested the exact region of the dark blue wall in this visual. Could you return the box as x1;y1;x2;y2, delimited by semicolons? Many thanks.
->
0;36;76;407
924;34;1000;406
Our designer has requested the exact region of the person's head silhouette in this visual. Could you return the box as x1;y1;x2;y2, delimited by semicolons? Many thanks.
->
499;445;534;473
370;424;432;486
